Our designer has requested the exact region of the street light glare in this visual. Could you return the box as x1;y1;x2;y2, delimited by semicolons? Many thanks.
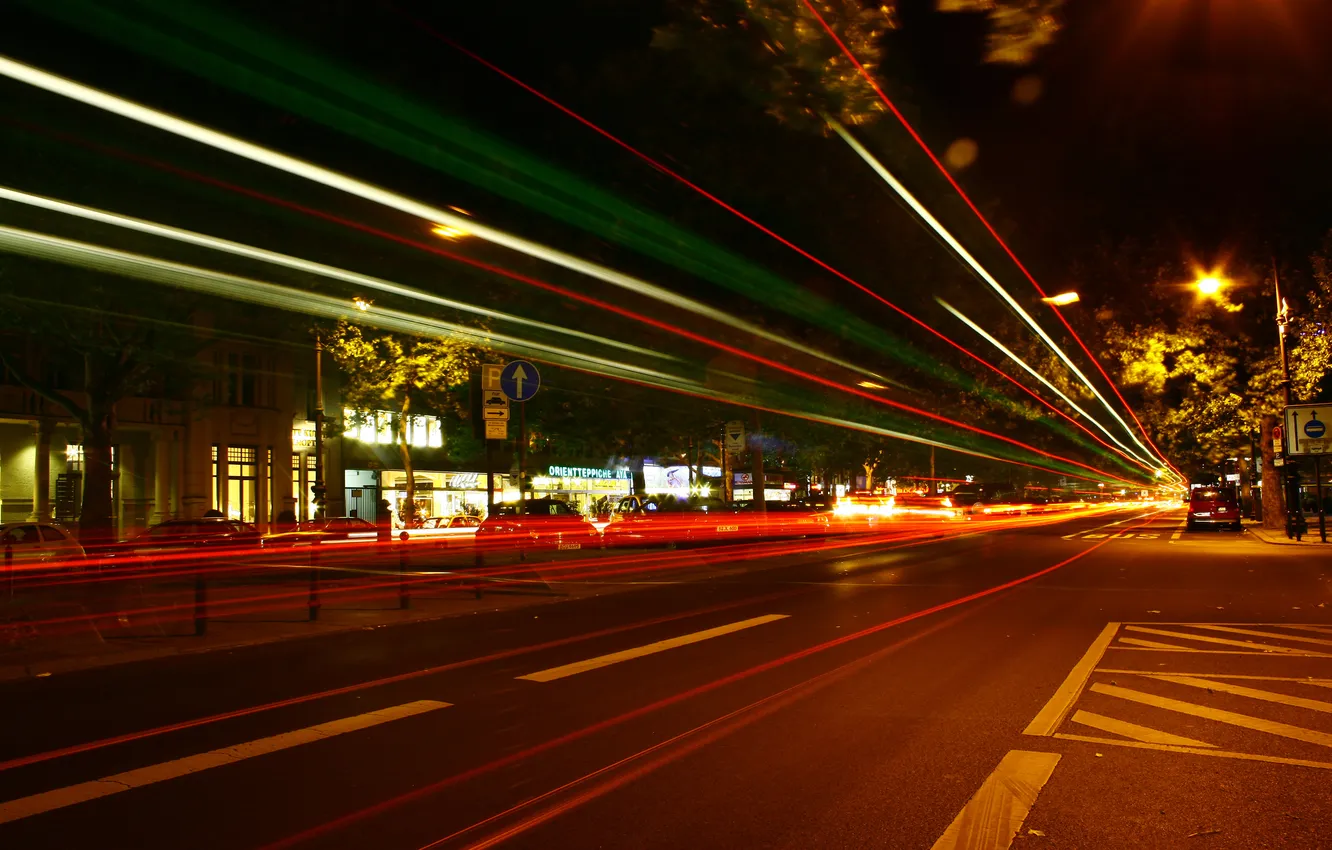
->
431;222;470;240
856;380;887;389
1196;276;1223;296
352;296;371;311
1040;291;1080;306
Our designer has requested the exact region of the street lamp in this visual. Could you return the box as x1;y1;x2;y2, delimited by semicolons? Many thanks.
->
1040;292;1080;306
1195;276;1223;297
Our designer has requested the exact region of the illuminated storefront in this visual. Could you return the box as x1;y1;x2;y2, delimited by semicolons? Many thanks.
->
376;469;513;527
532;464;632;515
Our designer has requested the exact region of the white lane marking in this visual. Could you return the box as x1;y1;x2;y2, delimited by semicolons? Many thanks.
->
1069;709;1215;748
1061;510;1155;540
517;614;790;682
1054;733;1332;770
1187;624;1332;648
1091;683;1332;748
1024;623;1120;736
1097;669;1332;685
1169;517;1188;543
0;700;448;825
1150;674;1332;714
1124;625;1332;656
1117;636;1199;651
928;750;1060;850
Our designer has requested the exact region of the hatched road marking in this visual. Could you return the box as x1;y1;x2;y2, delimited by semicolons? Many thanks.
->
0;700;449;825
929;750;1061;850
516;614;790;682
1027;622;1332;769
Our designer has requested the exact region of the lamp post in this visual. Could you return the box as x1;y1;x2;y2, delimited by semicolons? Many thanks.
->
312;336;326;520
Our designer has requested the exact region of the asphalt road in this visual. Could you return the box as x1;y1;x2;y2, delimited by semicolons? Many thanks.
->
1;508;1329;850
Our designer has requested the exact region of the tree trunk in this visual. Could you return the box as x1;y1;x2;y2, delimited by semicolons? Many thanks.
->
398;398;416;528
79;406;116;548
1260;413;1285;529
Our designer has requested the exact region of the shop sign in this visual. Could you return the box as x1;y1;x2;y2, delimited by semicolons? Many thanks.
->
445;472;482;490
547;465;631;480
292;420;317;451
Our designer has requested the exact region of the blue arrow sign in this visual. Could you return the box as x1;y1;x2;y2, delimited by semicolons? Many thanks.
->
500;360;540;402
1305;414;1325;439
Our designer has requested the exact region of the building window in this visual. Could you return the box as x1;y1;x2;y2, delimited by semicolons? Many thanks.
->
212;445;258;522
292;452;318;521
344;409;443;448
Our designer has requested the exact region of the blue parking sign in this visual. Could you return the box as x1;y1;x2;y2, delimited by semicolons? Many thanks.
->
500;360;540;402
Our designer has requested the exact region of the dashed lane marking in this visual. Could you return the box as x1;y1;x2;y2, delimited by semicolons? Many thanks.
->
516;614;790;682
0;700;449;826
928;750;1061;850
1068;709;1214;748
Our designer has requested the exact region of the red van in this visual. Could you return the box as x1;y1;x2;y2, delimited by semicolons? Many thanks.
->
1186;486;1242;531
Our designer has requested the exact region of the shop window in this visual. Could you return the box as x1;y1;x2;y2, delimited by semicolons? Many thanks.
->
212;445;258;522
292;452;318;521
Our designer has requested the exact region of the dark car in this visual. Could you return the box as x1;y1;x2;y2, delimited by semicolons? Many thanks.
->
738;500;832;538
261;516;378;547
477;498;601;550
118;517;262;568
1186;486;1242;531
604;496;739;548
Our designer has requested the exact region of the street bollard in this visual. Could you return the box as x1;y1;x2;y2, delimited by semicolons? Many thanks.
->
308;540;321;621
398;543;410;610
194;569;207;636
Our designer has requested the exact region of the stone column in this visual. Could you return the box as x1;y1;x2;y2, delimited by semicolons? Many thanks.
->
153;431;172;524
29;418;53;521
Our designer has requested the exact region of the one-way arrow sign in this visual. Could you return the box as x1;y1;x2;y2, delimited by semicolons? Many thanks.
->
500;360;541;402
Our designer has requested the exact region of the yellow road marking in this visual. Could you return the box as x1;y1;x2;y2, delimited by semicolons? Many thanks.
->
1090;683;1332;748
1053;733;1332;770
1123;625;1330;656
1281;625;1332;635
1069;709;1214;747
1149;674;1332;714
0;700;448;825
928;750;1061;850
1110;646;1327;656
1117;636;1198;651
517;614;790;682
1097;669;1332;685
1024;623;1120;736
1188;624;1332;648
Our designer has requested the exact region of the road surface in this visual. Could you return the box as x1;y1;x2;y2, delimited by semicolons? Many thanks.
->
1;508;1329;849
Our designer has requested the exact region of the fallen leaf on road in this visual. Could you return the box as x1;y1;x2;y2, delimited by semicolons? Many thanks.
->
1095;753;1103;757
1028;829;1046;837
1188;829;1222;838
1148;610;1161;614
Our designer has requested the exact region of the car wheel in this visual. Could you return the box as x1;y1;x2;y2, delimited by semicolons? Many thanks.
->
1232;522;1243;531
1186;520;1197;532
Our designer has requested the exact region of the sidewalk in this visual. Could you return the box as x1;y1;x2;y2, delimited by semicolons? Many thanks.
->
1245;523;1332;545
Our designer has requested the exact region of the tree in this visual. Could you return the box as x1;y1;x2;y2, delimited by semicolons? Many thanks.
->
0;260;208;544
322;321;486;526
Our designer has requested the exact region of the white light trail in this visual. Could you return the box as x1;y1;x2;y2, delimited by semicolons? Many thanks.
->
0;55;892;384
937;299;1156;471
0;186;673;362
828;118;1168;468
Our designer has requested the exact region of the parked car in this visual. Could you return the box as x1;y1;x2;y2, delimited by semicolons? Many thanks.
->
476;498;601;550
261;516;378;547
0;522;86;574
400;515;483;545
737;500;832;538
889;492;961;519
604;496;743;548
1186;486;1242;531
421;515;481;530
117;517;261;568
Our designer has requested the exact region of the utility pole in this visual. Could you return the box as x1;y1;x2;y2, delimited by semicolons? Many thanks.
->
1274;258;1305;538
750;409;766;512
312;337;326;520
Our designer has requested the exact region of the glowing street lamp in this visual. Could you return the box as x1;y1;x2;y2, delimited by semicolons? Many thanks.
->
352;296;371;311
1195;276;1223;297
1040;291;1080;306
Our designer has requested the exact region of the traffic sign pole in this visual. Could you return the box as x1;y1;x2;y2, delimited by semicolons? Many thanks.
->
1316;455;1327;543
519;401;527;500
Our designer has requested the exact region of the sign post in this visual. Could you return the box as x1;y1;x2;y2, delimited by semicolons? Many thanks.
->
481;364;504;513
1284;403;1328;542
500;361;541;499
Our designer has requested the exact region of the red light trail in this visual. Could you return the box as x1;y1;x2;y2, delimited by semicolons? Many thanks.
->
796;0;1182;481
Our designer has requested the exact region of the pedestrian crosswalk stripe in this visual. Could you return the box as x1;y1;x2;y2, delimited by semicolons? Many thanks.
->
1149;674;1332;714
1069;709;1214;748
1090;683;1332;748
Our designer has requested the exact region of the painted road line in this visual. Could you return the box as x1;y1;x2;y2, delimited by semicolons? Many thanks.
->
1149;674;1332;714
1188;624;1332;648
1169;518;1187;542
517;614;790;682
1282;625;1332;635
1069;709;1214;747
1053;733;1332;770
1024;623;1120;736
1097;670;1332;685
928;750;1060;850
1089;683;1332;748
0;700;448;825
1061;509;1166;540
1123;625;1331;656
1117;636;1197;651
